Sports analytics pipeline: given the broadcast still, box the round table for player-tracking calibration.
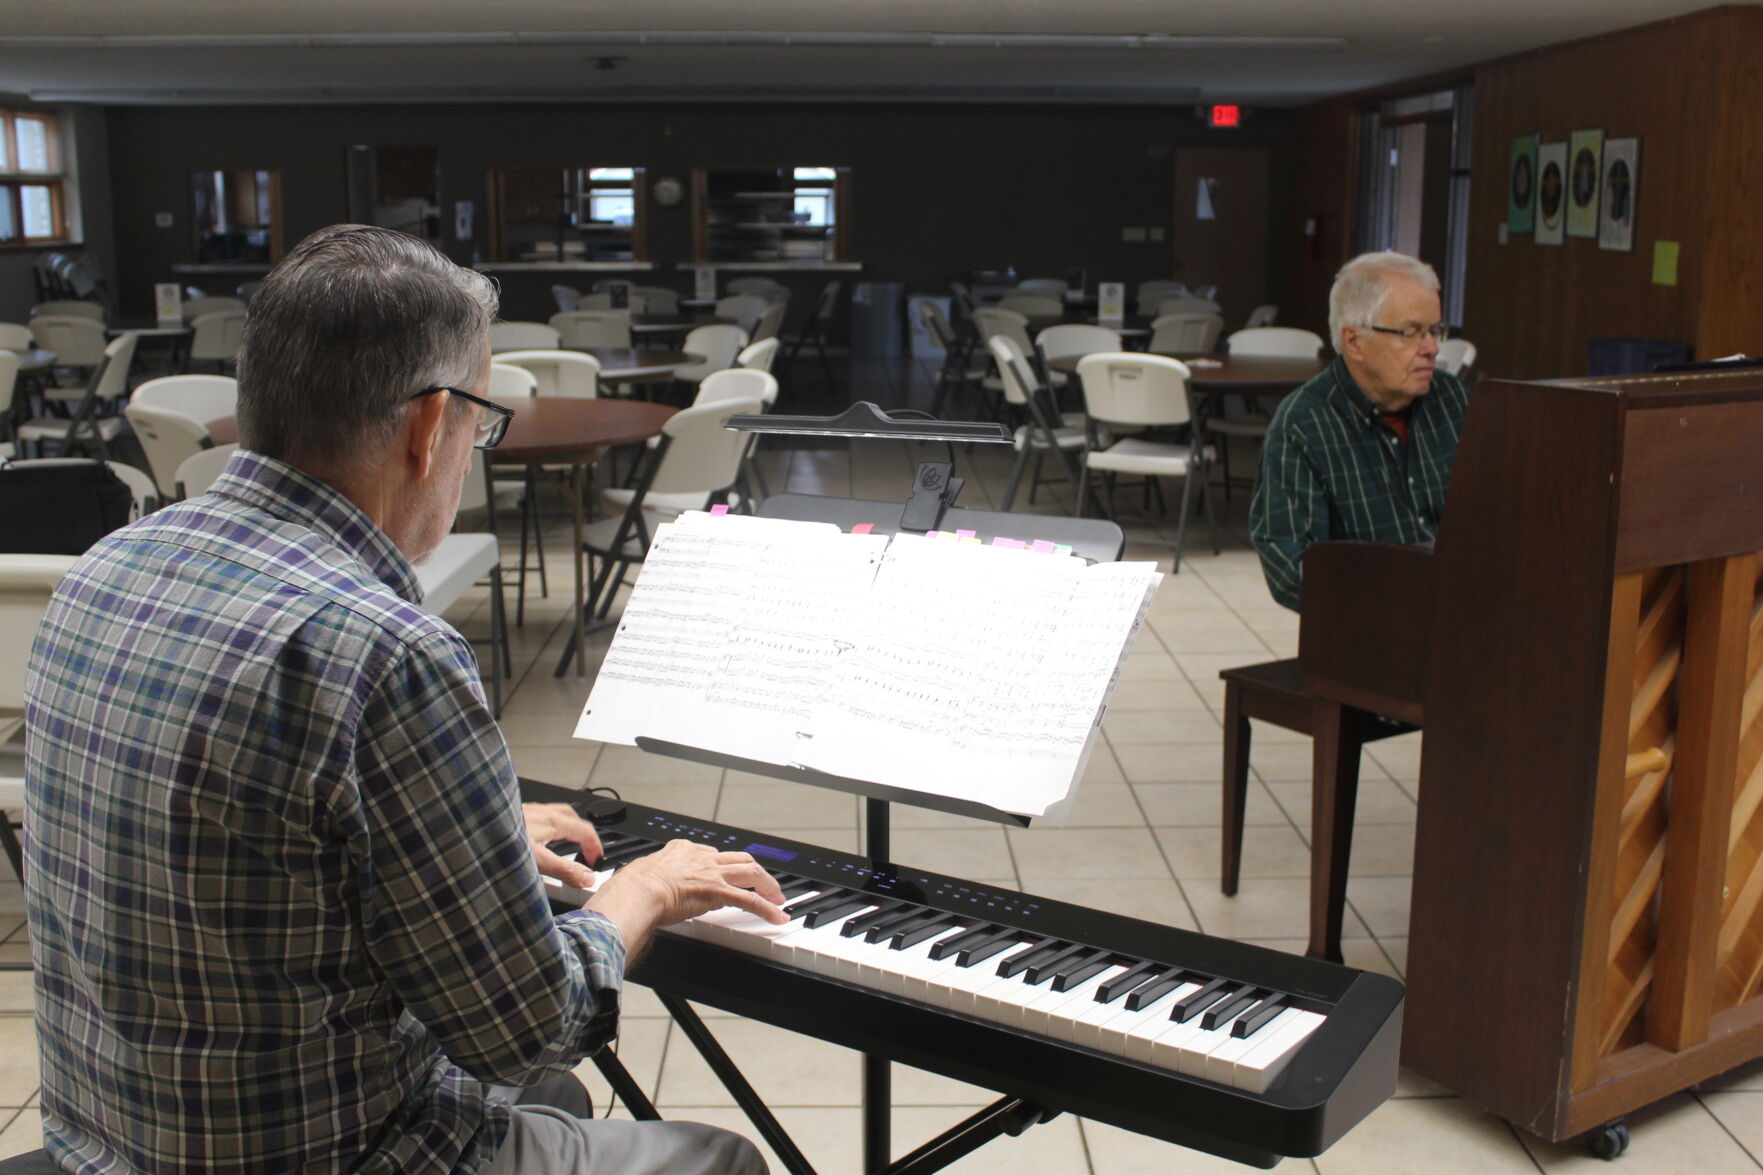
[14,348,57,373]
[629,314,735,337]
[210,397,678,679]
[577,347,704,384]
[1048,351,1325,392]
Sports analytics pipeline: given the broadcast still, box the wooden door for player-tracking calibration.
[1172,148,1270,329]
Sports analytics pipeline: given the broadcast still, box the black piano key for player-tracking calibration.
[597,843,653,869]
[1125,969,1193,1012]
[778,878,820,901]
[960,933,1030,968]
[1024,943,1091,985]
[1201,986,1264,1031]
[1050,951,1116,993]
[783,889,851,917]
[839,901,911,938]
[1231,995,1289,1039]
[1095,959,1163,1003]
[943,926,1012,964]
[1170,977,1233,1024]
[865,906,939,944]
[892,914,963,951]
[803,895,878,929]
[997,937,1066,979]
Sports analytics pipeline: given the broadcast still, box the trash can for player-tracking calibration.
[1587,338,1692,376]
[906,294,950,358]
[850,281,906,357]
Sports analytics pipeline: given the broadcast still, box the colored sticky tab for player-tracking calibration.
[962,536,981,544]
[1032,540,1056,554]
[955,529,977,539]
[989,536,1014,547]
[1054,544,1073,555]
[709,504,730,516]
[852,523,874,535]
[1653,241,1680,286]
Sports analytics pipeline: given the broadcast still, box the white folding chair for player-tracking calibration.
[489,321,561,353]
[549,311,633,350]
[30,301,104,322]
[123,403,211,499]
[989,336,1086,511]
[1156,297,1224,318]
[106,460,160,517]
[715,294,769,337]
[783,281,841,392]
[749,302,787,344]
[488,363,540,399]
[182,296,246,322]
[1209,328,1325,499]
[0,325,32,352]
[1436,338,1477,375]
[674,324,749,387]
[0,553,81,876]
[130,374,238,425]
[1073,351,1217,571]
[1148,313,1225,354]
[493,350,601,398]
[997,293,1063,318]
[173,442,238,498]
[581,395,766,618]
[188,311,247,372]
[1036,324,1121,368]
[29,315,107,399]
[17,332,137,459]
[551,285,582,312]
[580,291,651,313]
[1013,278,1068,297]
[634,286,681,315]
[413,499,511,718]
[735,338,780,374]
[1243,304,1280,330]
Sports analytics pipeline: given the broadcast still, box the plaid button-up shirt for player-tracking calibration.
[24,450,623,1174]
[1248,357,1469,611]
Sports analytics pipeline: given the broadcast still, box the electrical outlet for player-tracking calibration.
[154,212,173,228]
[1149,227,1166,242]
[1123,227,1147,243]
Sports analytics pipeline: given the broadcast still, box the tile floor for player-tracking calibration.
[2,356,1761,1172]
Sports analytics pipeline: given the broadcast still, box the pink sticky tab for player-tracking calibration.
[1004,538,1028,550]
[989,536,1012,547]
[1032,540,1056,554]
[955,529,977,539]
[851,523,874,535]
[709,504,730,516]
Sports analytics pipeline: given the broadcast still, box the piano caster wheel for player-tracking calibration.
[1585,1118,1630,1160]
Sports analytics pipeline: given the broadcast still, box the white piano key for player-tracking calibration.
[1021,965,1130,1039]
[1235,1010,1326,1093]
[1203,1008,1297,1086]
[1101,981,1202,1061]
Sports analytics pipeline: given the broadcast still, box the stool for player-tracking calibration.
[0,1151,57,1173]
[1220,658,1417,963]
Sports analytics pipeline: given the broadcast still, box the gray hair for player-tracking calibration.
[1327,251,1440,353]
[236,225,498,470]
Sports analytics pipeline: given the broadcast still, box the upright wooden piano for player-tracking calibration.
[1299,366,1763,1146]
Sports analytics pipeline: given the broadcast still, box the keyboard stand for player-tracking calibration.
[588,485,1127,1173]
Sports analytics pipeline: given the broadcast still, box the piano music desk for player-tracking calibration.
[1220,658,1417,963]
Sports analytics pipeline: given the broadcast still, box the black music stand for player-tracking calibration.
[589,415,1131,1175]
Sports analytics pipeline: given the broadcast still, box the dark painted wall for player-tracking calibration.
[101,101,1293,324]
[0,99,114,324]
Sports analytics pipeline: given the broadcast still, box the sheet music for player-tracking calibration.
[574,513,847,743]
[576,513,1162,818]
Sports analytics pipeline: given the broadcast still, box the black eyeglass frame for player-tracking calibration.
[408,385,516,449]
[1360,322,1452,345]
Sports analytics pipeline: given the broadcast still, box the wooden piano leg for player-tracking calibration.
[1307,700,1364,964]
[1221,678,1251,896]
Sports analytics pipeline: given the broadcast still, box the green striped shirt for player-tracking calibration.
[1248,357,1469,611]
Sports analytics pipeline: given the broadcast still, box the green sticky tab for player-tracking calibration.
[1652,241,1679,286]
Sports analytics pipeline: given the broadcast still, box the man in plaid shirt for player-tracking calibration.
[1248,252,1470,611]
[23,226,784,1174]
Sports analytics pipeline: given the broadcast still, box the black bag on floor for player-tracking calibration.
[0,460,133,555]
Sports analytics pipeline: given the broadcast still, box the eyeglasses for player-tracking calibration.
[408,385,516,449]
[1361,322,1451,345]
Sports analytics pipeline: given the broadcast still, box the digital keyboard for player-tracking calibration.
[528,782,1403,1168]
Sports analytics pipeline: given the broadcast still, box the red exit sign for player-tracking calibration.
[1209,104,1243,128]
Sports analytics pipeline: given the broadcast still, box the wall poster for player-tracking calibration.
[1567,129,1604,239]
[1599,138,1639,252]
[1536,142,1567,246]
[1507,134,1538,233]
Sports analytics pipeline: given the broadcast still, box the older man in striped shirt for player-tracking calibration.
[1248,252,1471,611]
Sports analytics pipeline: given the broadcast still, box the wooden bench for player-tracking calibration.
[1219,658,1417,962]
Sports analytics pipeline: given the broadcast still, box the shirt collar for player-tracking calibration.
[1329,356,1387,422]
[207,449,423,604]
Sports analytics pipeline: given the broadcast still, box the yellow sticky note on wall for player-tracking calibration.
[1652,241,1680,286]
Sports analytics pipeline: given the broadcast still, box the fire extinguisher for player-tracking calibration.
[1304,216,1320,261]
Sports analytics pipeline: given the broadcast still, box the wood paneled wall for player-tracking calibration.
[1282,97,1360,344]
[1463,7,1763,379]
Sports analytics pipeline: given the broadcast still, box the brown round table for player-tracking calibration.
[211,397,678,678]
[1048,351,1325,391]
[577,347,705,384]
[491,397,675,677]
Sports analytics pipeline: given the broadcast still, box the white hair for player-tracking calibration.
[1327,252,1441,353]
